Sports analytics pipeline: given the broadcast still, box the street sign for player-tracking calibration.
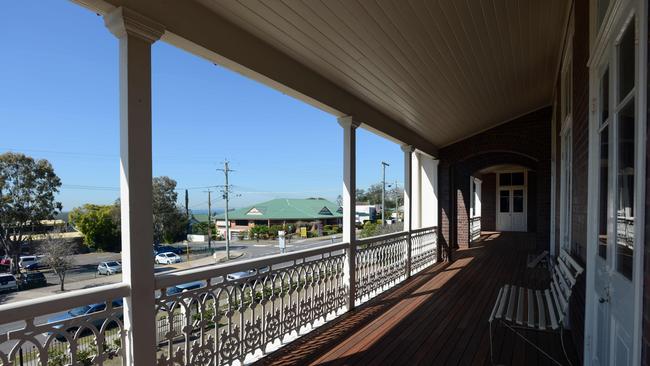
[300,227,307,238]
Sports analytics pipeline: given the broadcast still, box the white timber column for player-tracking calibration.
[411,152,422,229]
[339,116,359,310]
[420,155,438,227]
[402,145,413,277]
[105,7,163,365]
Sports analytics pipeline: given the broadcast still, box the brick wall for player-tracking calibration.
[438,107,552,250]
[621,3,650,364]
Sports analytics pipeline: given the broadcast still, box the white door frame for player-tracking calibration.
[495,170,528,232]
[585,0,647,364]
[559,123,573,252]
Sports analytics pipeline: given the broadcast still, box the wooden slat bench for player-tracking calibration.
[488,249,584,365]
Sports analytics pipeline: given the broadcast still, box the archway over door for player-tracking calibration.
[449,151,546,249]
[476,164,533,233]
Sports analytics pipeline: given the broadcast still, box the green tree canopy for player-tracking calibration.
[152,176,188,244]
[69,203,121,251]
[0,153,62,272]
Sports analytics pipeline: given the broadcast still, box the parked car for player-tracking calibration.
[0,274,18,293]
[166,281,205,296]
[47,299,123,338]
[156,245,183,255]
[227,266,270,284]
[19,272,47,289]
[155,252,182,265]
[97,261,122,275]
[19,256,40,269]
[163,281,207,307]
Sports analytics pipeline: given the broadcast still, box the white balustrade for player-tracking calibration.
[153,242,348,366]
[0,283,129,366]
[470,216,481,242]
[410,227,438,275]
[0,227,438,365]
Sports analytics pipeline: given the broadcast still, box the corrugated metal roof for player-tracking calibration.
[215,198,342,220]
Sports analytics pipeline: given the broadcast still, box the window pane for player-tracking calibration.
[616,101,635,279]
[499,173,511,186]
[500,190,509,213]
[598,126,609,259]
[601,68,609,124]
[512,189,524,213]
[511,172,524,185]
[618,18,635,101]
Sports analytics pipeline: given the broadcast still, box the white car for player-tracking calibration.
[19,256,40,269]
[0,273,18,293]
[97,261,122,275]
[155,252,182,265]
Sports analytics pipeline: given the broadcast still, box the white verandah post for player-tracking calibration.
[105,7,163,365]
[339,116,359,310]
[402,145,413,278]
[411,152,422,230]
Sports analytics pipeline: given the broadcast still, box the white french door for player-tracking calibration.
[586,1,646,364]
[496,171,527,232]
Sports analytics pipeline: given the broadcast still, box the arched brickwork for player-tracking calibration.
[438,107,552,255]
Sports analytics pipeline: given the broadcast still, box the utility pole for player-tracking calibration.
[381,161,390,225]
[184,189,189,217]
[204,190,212,250]
[218,160,235,260]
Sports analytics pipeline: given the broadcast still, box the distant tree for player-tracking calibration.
[69,204,120,251]
[38,231,74,291]
[0,153,62,273]
[152,176,188,244]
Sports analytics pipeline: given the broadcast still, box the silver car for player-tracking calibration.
[0,273,18,293]
[97,261,122,275]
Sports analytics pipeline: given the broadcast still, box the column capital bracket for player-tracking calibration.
[400,144,414,153]
[337,116,361,129]
[105,7,164,43]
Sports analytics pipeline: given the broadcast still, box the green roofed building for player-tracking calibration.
[214,198,342,236]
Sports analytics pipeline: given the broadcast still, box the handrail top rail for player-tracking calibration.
[0,282,130,326]
[356,230,409,244]
[410,225,438,234]
[155,241,348,289]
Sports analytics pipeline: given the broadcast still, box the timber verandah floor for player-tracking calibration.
[255,232,580,366]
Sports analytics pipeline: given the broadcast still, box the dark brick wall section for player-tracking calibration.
[438,107,552,250]
[481,173,496,231]
[568,0,589,359]
[571,0,590,263]
[641,10,650,366]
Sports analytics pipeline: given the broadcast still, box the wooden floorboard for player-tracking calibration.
[254,232,579,366]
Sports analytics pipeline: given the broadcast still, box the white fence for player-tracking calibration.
[0,226,438,366]
[470,216,481,242]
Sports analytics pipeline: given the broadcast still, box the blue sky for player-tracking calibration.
[0,1,404,212]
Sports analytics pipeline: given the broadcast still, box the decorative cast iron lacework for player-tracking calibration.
[0,227,438,366]
[154,244,347,366]
[0,298,125,366]
[410,227,438,275]
[355,232,409,304]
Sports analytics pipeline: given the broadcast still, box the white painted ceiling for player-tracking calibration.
[199,0,570,148]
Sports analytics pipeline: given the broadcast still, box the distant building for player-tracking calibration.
[355,204,379,224]
[215,198,343,237]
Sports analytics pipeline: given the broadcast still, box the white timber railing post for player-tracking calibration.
[339,116,359,310]
[105,7,163,365]
[402,145,413,278]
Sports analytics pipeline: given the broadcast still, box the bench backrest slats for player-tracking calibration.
[548,251,584,326]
